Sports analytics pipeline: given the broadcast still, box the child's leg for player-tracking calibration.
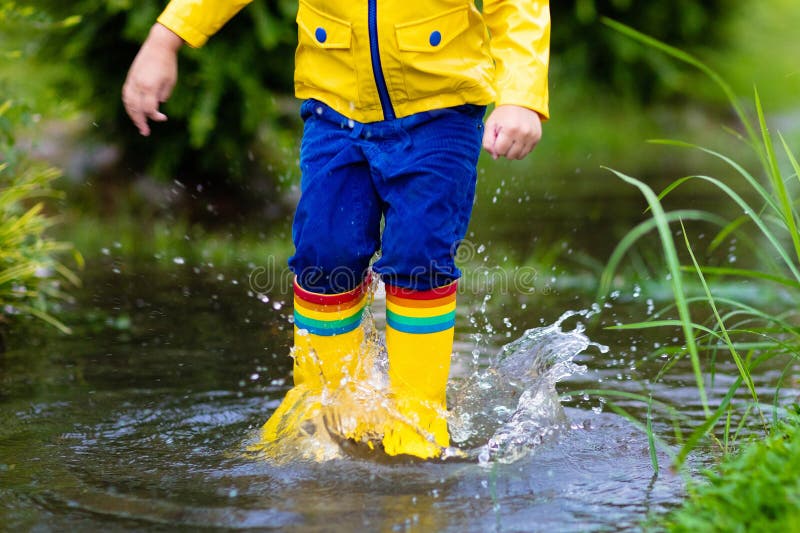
[261,101,382,443]
[260,277,371,444]
[289,100,382,295]
[383,282,457,457]
[370,105,485,457]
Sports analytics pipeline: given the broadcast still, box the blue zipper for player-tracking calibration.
[367,0,395,120]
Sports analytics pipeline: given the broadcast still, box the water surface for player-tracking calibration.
[1,262,791,531]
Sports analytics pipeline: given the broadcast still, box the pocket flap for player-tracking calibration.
[297,0,351,49]
[395,6,469,52]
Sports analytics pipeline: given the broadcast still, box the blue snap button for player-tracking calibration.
[429,30,442,46]
[315,27,327,43]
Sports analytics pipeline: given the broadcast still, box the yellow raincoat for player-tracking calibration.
[158,0,549,124]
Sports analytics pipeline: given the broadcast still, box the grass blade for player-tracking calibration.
[754,90,800,266]
[601,18,760,151]
[680,222,760,414]
[647,395,659,474]
[597,210,727,301]
[648,139,778,215]
[675,377,742,467]
[679,266,800,291]
[604,167,709,415]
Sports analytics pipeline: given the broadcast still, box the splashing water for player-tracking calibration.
[450,310,608,464]
[248,307,607,465]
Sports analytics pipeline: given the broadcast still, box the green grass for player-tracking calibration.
[661,406,800,532]
[0,137,80,333]
[594,21,800,475]
[562,22,800,530]
[0,7,84,335]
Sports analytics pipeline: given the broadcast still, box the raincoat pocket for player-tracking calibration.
[394,6,478,100]
[295,0,359,106]
[395,6,469,52]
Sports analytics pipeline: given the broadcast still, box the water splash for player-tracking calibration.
[248,308,607,465]
[450,310,608,464]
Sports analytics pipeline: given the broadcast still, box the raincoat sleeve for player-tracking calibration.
[482,0,550,119]
[157,0,254,48]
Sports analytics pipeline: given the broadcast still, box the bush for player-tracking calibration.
[554,0,734,102]
[0,101,80,336]
[0,6,80,337]
[36,0,299,192]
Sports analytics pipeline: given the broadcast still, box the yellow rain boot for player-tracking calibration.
[382,281,457,459]
[258,277,370,448]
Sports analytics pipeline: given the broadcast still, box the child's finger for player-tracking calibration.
[149,109,168,122]
[481,121,498,158]
[505,141,524,160]
[128,102,151,136]
[122,88,147,136]
[491,129,515,159]
[141,92,168,125]
[140,92,159,118]
[506,138,535,160]
[157,80,175,104]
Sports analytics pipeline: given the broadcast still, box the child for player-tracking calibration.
[123,0,549,459]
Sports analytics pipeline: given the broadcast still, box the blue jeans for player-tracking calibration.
[289,99,485,294]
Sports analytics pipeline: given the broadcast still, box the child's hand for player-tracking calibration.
[122,24,183,136]
[482,105,543,160]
